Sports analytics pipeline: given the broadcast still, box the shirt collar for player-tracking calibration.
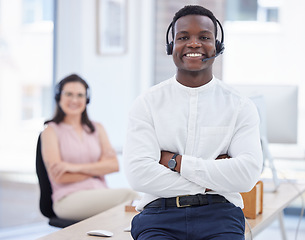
[171,75,217,93]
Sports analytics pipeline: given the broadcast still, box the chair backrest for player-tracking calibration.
[35,133,56,218]
[35,133,79,228]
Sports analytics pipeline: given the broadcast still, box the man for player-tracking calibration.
[124,5,263,240]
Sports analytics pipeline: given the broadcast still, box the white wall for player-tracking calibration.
[56,0,155,151]
[223,0,305,148]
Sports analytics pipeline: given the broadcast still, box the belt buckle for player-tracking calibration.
[176,195,191,208]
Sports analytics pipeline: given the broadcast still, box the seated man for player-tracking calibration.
[124,5,263,240]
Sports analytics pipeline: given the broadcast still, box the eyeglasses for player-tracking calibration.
[61,91,86,100]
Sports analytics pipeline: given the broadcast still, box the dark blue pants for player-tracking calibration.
[131,201,245,240]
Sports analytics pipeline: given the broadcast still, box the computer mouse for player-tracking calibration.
[86,229,114,237]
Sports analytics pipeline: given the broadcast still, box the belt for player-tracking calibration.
[144,194,228,209]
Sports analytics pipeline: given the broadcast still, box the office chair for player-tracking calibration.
[35,134,78,228]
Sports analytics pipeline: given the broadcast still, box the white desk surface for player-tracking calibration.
[245,181,305,239]
[38,182,305,240]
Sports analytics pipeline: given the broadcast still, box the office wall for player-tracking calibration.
[223,0,305,146]
[56,0,155,150]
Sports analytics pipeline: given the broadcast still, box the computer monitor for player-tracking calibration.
[230,84,298,191]
[231,84,298,144]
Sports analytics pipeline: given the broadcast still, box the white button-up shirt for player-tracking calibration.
[124,76,263,211]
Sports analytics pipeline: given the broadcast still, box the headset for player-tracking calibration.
[54,80,91,104]
[165,18,225,60]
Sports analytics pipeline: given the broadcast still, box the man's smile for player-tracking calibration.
[184,53,204,58]
[184,52,204,58]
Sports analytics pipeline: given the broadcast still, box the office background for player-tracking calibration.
[0,0,304,237]
[0,0,304,173]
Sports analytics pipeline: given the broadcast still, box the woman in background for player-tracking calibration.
[41,74,138,221]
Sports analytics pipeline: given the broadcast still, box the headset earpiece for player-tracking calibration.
[215,39,225,55]
[165,22,173,55]
[86,92,90,104]
[54,83,61,102]
[215,19,225,55]
[166,41,173,55]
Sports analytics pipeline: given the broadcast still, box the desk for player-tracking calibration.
[38,182,305,240]
[245,181,305,239]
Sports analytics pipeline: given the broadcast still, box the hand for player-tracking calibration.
[49,162,79,179]
[159,151,182,172]
[216,154,231,159]
[159,151,173,167]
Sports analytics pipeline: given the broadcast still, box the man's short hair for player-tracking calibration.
[171,5,218,39]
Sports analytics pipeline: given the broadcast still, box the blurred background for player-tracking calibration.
[0,0,304,239]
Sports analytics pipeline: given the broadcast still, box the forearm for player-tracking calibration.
[158,120,262,193]
[69,159,119,177]
[49,156,119,183]
[125,157,202,197]
[180,128,262,193]
[52,172,92,184]
[181,153,262,193]
[160,152,230,173]
[125,147,202,197]
[159,152,229,192]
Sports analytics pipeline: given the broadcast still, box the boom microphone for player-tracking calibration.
[202,52,222,62]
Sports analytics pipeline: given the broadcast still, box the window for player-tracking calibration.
[226,0,281,22]
[22,0,53,24]
[0,0,54,173]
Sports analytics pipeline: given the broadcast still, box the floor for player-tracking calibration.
[0,222,58,240]
[0,179,43,228]
[0,176,58,240]
[0,157,304,240]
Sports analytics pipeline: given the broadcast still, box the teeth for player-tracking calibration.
[186,53,203,57]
